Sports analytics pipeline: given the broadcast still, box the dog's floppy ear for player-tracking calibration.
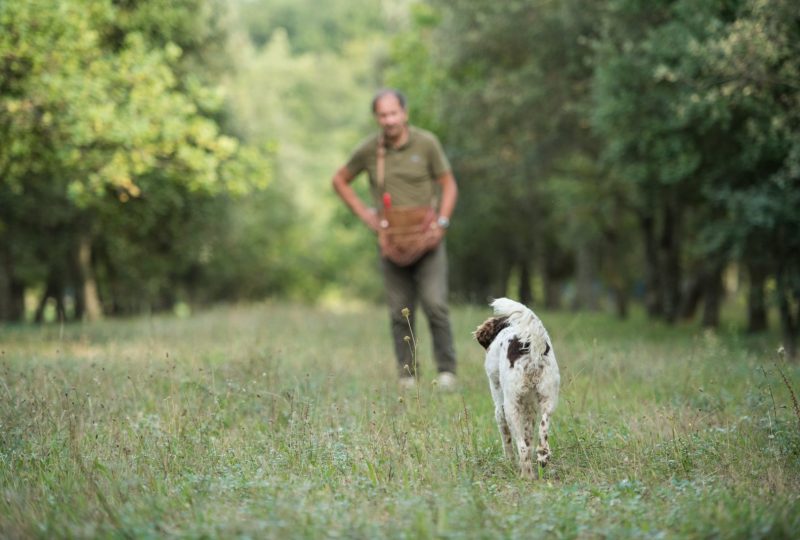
[473,316,509,349]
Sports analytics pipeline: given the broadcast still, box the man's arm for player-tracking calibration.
[436,171,458,225]
[331,165,381,232]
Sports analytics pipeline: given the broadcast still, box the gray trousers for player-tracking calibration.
[381,242,456,377]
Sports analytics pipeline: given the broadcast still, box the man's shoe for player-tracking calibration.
[435,371,457,391]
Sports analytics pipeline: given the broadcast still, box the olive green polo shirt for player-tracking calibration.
[345,126,451,208]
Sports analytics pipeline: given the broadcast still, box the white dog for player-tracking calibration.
[474,298,560,478]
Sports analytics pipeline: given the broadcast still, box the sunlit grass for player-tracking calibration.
[1,302,799,538]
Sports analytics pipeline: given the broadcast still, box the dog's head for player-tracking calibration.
[473,316,509,350]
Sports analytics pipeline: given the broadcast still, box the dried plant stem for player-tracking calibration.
[776,362,800,431]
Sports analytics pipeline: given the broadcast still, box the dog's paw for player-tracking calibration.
[520,463,535,479]
[536,447,550,467]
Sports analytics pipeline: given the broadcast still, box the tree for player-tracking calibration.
[0,0,270,321]
[694,0,800,356]
[591,0,766,326]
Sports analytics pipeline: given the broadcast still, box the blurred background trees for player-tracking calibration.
[1,0,798,355]
[385,0,799,356]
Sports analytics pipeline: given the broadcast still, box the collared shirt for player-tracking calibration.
[345,126,451,208]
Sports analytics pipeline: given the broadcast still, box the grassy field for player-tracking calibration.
[1,301,799,539]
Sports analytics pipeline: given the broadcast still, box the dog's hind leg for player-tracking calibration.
[536,397,556,467]
[488,378,514,460]
[495,406,514,462]
[505,396,535,479]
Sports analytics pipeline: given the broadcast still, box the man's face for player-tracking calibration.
[374,94,408,139]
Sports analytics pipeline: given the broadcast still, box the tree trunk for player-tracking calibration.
[573,242,599,311]
[0,249,11,321]
[613,286,629,319]
[776,267,798,361]
[0,246,25,322]
[543,276,561,310]
[77,235,103,321]
[542,240,571,311]
[660,200,681,324]
[701,266,724,328]
[679,270,704,320]
[641,213,663,318]
[10,280,24,321]
[518,259,533,306]
[34,277,66,323]
[600,225,629,319]
[543,255,562,310]
[746,261,769,333]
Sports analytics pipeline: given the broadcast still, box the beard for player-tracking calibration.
[383,123,406,141]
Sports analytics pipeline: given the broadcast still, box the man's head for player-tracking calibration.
[372,88,408,142]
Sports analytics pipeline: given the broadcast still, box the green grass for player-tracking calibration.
[1,302,799,539]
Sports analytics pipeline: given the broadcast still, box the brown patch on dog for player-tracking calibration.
[507,337,530,367]
[516,394,527,409]
[474,316,509,349]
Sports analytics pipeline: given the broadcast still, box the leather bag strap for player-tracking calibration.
[376,133,386,193]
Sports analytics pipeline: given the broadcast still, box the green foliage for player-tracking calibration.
[1,303,798,536]
[0,0,272,318]
[699,0,800,329]
[383,3,446,134]
[220,4,390,303]
[232,0,386,54]
[0,0,258,203]
[592,0,800,344]
[3,0,799,343]
[378,0,799,339]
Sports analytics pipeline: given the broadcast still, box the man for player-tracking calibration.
[331,89,458,389]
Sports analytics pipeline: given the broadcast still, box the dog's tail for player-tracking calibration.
[490,297,544,347]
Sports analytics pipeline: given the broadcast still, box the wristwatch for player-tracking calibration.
[436,216,450,229]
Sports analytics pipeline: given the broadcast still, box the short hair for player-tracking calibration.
[371,88,407,113]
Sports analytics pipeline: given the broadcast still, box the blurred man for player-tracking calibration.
[331,89,458,389]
